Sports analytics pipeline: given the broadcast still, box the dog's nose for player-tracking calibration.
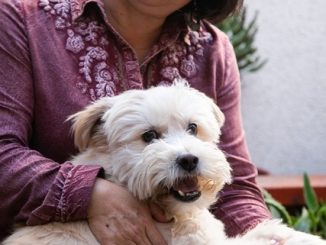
[176,154,199,172]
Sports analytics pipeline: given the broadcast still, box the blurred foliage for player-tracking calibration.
[216,7,267,73]
[263,173,326,239]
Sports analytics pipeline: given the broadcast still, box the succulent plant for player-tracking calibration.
[216,7,267,73]
[263,173,326,239]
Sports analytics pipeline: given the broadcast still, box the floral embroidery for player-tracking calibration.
[55,17,68,29]
[180,55,197,78]
[39,0,70,16]
[159,27,212,83]
[66,29,84,53]
[39,0,117,100]
[94,62,117,98]
[160,67,181,81]
[39,0,213,96]
[79,47,108,82]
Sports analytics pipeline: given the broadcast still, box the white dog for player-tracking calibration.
[4,81,325,245]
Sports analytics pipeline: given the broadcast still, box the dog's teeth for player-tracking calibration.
[186,192,192,196]
[178,190,185,196]
[186,191,198,197]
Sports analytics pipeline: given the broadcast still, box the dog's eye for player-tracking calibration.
[142,130,159,143]
[187,123,198,135]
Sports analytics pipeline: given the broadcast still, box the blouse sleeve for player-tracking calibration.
[211,35,272,237]
[0,0,102,238]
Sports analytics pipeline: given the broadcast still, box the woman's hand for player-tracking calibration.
[88,178,167,245]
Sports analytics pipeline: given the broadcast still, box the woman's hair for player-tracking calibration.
[181,0,243,23]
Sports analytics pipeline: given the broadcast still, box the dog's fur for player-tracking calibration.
[4,81,325,244]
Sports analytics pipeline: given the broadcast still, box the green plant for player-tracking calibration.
[263,173,326,238]
[216,7,267,73]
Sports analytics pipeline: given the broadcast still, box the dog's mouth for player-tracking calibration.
[170,176,201,202]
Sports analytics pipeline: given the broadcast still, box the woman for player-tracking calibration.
[0,0,271,244]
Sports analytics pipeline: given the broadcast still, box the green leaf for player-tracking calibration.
[215,6,267,73]
[268,206,282,219]
[316,205,326,238]
[317,205,326,217]
[303,173,319,213]
[265,199,293,225]
[262,189,293,225]
[248,59,268,72]
[293,207,312,233]
[320,218,326,238]
[262,175,326,238]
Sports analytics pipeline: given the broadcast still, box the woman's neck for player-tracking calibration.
[104,1,167,63]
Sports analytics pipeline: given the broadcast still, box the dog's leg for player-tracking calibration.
[3,221,98,245]
[240,220,326,245]
[169,209,227,245]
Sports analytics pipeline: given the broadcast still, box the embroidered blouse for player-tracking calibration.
[0,0,271,239]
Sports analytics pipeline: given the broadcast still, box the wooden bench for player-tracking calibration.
[256,175,326,206]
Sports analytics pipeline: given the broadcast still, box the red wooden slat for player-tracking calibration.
[257,175,326,206]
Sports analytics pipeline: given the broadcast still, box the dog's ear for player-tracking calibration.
[210,100,225,128]
[67,97,114,152]
[195,90,225,128]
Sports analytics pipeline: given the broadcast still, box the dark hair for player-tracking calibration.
[181,0,243,23]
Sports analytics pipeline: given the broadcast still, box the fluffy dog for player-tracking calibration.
[4,81,325,244]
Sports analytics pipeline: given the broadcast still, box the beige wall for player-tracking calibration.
[241,0,326,174]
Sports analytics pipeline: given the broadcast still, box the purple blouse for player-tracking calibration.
[0,0,271,240]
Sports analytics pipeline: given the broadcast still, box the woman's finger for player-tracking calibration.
[149,202,171,223]
[145,221,167,245]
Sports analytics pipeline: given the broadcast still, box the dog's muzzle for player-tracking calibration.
[170,176,201,202]
[169,153,201,202]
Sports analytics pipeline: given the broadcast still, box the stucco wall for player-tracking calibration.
[241,0,326,174]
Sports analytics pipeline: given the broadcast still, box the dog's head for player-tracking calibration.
[68,80,231,216]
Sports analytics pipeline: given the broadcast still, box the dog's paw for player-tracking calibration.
[242,220,326,245]
[283,233,326,245]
